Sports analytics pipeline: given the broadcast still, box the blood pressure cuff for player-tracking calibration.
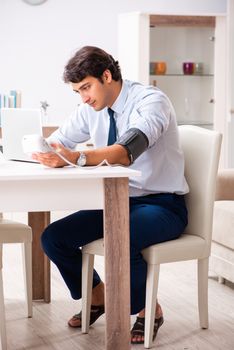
[116,128,149,164]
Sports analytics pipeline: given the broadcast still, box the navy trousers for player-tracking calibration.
[41,193,188,315]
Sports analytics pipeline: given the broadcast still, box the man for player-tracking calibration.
[33,46,189,345]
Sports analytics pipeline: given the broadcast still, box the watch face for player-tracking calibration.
[77,153,86,166]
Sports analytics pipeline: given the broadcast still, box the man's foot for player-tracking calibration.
[68,281,105,328]
[131,315,164,344]
[68,304,105,328]
[131,302,163,344]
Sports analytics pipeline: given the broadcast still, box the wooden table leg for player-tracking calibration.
[104,178,130,350]
[28,212,51,302]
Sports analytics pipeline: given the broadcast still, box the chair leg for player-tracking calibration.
[22,242,32,318]
[0,269,7,350]
[198,257,209,329]
[82,252,94,334]
[144,264,160,349]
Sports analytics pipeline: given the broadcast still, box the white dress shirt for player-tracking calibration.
[49,80,189,197]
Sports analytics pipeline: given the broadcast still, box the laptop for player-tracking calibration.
[1,108,43,162]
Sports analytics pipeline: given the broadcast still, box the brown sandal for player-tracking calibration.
[68,304,105,328]
[131,316,164,344]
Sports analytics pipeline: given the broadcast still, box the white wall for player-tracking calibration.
[0,0,226,125]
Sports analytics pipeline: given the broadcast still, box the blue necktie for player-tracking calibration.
[107,108,117,145]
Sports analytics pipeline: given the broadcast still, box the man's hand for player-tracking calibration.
[32,143,78,168]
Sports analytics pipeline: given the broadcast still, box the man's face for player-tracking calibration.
[71,71,113,111]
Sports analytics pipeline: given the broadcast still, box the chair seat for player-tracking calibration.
[0,219,32,243]
[142,234,208,264]
[82,239,104,255]
[82,235,208,265]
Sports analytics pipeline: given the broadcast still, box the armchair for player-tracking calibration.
[210,169,234,283]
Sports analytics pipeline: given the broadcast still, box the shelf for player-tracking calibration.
[150,15,216,28]
[150,74,214,77]
[177,121,213,126]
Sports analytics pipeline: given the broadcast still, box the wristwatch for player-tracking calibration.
[77,152,87,167]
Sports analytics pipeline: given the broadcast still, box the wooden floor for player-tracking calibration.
[1,213,234,349]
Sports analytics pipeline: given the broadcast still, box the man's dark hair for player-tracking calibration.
[63,46,122,83]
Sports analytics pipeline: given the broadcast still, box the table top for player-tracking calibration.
[0,160,141,181]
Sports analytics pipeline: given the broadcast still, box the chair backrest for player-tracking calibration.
[179,125,222,243]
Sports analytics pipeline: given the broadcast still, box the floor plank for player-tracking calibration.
[1,212,234,349]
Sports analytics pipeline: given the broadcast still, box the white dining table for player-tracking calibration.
[0,160,141,350]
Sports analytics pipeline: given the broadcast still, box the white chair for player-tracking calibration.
[210,169,234,284]
[81,125,222,348]
[0,214,32,350]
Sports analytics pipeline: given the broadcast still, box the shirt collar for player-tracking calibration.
[110,80,128,115]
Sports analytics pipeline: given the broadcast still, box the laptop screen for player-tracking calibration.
[1,108,42,162]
